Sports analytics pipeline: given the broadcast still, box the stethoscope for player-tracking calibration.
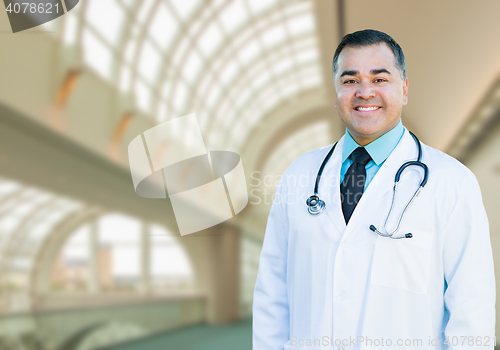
[306,131,428,239]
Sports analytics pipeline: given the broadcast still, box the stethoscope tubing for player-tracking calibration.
[306,131,429,239]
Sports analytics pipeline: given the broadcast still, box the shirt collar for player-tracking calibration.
[342,119,405,166]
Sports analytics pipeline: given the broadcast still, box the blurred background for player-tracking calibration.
[0,0,499,349]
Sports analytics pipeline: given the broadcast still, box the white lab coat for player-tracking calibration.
[252,128,495,350]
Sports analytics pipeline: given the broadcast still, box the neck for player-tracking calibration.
[352,136,375,146]
[348,120,401,146]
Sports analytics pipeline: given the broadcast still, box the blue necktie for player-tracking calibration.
[340,147,372,224]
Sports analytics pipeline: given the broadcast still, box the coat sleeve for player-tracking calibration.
[442,172,496,349]
[252,176,290,350]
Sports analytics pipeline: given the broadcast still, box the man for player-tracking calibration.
[252,30,495,350]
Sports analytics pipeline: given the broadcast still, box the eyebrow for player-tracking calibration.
[340,68,392,77]
[371,68,391,75]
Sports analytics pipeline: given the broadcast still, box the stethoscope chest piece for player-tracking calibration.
[306,195,326,215]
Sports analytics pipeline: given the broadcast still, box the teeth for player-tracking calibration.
[356,106,379,111]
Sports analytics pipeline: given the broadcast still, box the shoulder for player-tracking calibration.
[420,142,478,188]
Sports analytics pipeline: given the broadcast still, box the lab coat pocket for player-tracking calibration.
[370,229,433,294]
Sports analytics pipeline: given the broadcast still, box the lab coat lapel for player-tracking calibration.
[343,129,416,239]
[323,136,347,234]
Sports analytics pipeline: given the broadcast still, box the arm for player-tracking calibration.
[252,177,290,350]
[443,173,496,349]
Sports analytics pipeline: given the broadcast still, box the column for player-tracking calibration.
[87,220,100,294]
[138,222,151,295]
[206,224,241,324]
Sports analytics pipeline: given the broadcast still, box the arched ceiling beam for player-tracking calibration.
[32,206,104,297]
[238,89,336,176]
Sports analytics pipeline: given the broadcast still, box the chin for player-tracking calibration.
[351,121,386,138]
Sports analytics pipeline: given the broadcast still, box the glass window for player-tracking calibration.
[262,121,330,180]
[135,79,152,113]
[63,11,79,45]
[136,0,155,25]
[198,22,223,57]
[171,37,190,67]
[261,24,287,49]
[150,224,193,291]
[69,0,324,137]
[0,179,20,198]
[280,82,300,99]
[204,84,222,110]
[149,3,178,51]
[138,40,162,85]
[98,214,141,288]
[53,224,90,292]
[119,0,137,8]
[124,39,138,64]
[82,29,113,80]
[301,75,322,89]
[183,52,203,84]
[287,14,315,37]
[156,103,167,122]
[169,0,200,21]
[219,1,248,33]
[86,0,125,46]
[247,0,278,15]
[238,40,260,66]
[251,70,273,91]
[219,60,238,86]
[119,66,132,93]
[272,58,294,76]
[295,49,318,64]
[173,81,189,112]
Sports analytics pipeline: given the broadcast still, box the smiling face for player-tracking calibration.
[334,43,408,146]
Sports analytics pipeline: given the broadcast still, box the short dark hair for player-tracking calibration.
[332,29,406,80]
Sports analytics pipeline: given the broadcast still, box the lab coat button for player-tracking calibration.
[343,240,350,247]
[337,293,346,302]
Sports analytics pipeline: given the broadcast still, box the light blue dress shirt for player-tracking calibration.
[340,119,404,191]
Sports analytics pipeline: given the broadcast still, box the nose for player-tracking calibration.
[355,81,376,100]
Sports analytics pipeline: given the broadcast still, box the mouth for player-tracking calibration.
[353,106,382,113]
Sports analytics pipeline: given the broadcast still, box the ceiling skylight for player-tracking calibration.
[63,0,323,151]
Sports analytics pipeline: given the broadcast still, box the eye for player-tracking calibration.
[343,79,357,84]
[374,78,387,83]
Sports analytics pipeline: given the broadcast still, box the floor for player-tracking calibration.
[105,317,252,350]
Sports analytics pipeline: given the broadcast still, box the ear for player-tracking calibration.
[334,100,337,109]
[402,78,409,105]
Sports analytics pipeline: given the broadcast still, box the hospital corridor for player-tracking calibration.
[0,0,499,349]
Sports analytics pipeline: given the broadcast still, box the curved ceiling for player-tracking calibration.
[60,0,325,154]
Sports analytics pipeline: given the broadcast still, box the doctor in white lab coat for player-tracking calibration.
[252,30,495,350]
